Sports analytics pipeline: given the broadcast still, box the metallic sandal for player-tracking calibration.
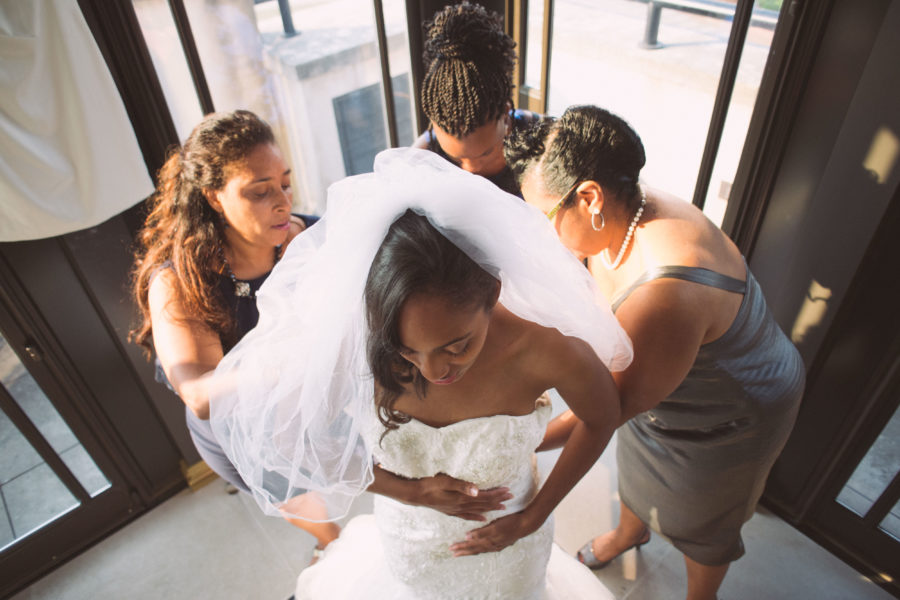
[576,529,651,570]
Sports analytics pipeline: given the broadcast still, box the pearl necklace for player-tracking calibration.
[600,187,646,270]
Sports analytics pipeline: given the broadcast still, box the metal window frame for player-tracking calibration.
[167,0,216,115]
[512,0,553,114]
[374,0,400,147]
[722,0,831,255]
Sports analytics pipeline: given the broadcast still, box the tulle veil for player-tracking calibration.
[208,148,632,522]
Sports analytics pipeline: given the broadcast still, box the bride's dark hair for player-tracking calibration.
[365,210,499,432]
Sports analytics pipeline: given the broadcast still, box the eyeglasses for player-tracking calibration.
[546,181,580,220]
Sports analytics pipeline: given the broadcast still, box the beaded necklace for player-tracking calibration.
[220,245,281,298]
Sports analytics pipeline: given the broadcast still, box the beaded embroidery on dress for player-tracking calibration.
[295,397,615,600]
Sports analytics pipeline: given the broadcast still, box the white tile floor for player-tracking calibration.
[11,395,894,600]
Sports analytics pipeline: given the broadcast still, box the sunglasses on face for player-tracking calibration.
[546,181,580,220]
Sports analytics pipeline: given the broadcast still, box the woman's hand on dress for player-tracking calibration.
[449,510,539,556]
[413,474,512,521]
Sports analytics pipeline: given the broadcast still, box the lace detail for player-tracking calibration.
[296,398,614,600]
[370,400,552,599]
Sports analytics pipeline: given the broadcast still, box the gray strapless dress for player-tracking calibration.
[612,263,804,565]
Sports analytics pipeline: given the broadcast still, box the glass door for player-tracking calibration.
[794,189,900,595]
[518,0,784,226]
[0,286,137,597]
[804,370,900,593]
[0,331,111,546]
[762,178,900,595]
[131,0,416,215]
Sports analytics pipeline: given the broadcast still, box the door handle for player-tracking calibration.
[23,340,43,362]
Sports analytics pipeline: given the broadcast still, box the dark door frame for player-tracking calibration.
[0,1,190,595]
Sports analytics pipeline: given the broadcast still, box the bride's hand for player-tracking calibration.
[449,510,540,556]
[414,474,513,521]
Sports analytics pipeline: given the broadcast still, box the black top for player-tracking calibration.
[216,213,319,352]
[154,214,319,390]
[425,109,540,198]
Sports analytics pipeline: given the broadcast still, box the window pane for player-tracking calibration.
[0,337,79,548]
[701,1,778,226]
[524,0,545,90]
[381,0,418,144]
[879,498,900,541]
[132,0,204,141]
[0,332,119,548]
[836,403,900,517]
[233,0,400,212]
[0,335,110,499]
[334,74,414,175]
[547,0,777,219]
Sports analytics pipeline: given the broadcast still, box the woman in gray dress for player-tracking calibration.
[502,105,805,600]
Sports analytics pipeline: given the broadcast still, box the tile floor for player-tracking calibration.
[10,395,894,600]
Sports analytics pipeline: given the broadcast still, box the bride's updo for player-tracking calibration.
[365,210,499,431]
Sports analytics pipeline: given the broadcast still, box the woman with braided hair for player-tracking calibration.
[413,1,537,196]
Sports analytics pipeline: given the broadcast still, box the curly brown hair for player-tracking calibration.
[130,110,276,355]
[421,1,517,137]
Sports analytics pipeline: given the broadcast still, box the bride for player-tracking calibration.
[209,149,632,599]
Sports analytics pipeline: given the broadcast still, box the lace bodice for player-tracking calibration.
[371,398,552,504]
[368,398,553,599]
[297,396,615,600]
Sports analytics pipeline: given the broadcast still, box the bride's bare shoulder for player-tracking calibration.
[492,305,585,364]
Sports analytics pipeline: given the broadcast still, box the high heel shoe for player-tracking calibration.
[576,529,651,570]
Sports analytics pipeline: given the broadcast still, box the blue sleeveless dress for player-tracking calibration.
[612,263,804,565]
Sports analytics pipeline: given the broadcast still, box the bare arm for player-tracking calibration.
[148,269,224,419]
[451,331,620,555]
[535,409,578,452]
[536,279,713,450]
[367,465,511,522]
[610,279,708,423]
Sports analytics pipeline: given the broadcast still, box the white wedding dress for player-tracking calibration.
[295,398,615,600]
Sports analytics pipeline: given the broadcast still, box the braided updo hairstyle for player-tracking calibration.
[421,1,517,137]
[504,105,646,212]
[130,110,276,354]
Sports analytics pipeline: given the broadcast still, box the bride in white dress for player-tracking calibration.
[209,149,632,599]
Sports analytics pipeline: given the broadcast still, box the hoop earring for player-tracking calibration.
[591,210,605,232]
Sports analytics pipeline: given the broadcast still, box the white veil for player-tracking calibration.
[209,148,632,522]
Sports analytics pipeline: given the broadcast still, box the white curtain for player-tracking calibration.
[0,0,153,241]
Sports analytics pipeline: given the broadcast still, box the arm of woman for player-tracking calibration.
[613,279,708,422]
[367,466,512,522]
[535,279,714,450]
[148,269,224,419]
[451,331,620,556]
